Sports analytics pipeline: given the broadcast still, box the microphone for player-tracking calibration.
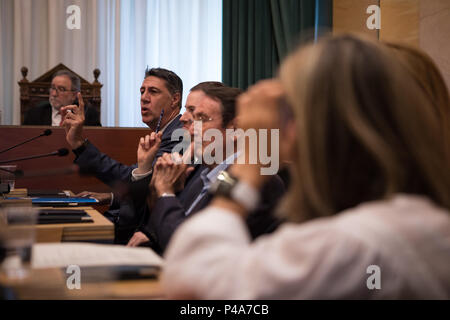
[1,164,78,181]
[0,129,52,154]
[0,148,69,164]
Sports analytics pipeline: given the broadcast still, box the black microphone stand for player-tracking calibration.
[0,129,52,155]
[0,148,69,165]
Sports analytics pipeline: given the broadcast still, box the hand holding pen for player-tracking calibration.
[136,131,162,174]
[135,108,164,174]
[155,109,165,133]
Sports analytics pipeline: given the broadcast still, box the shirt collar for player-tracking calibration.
[52,106,60,114]
[159,114,178,134]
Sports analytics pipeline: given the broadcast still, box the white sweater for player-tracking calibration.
[162,194,450,299]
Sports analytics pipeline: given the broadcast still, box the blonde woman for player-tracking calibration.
[161,35,450,299]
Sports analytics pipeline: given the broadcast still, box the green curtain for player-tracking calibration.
[222,0,277,90]
[222,0,332,90]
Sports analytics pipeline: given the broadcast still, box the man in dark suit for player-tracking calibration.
[127,85,285,254]
[61,68,184,242]
[23,70,101,126]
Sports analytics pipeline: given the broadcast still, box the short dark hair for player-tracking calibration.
[190,81,225,92]
[53,70,80,92]
[202,86,243,127]
[144,67,183,109]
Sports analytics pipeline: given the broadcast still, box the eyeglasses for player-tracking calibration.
[49,86,73,94]
[192,114,214,123]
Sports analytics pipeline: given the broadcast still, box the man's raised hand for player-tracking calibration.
[61,92,86,149]
[136,132,162,174]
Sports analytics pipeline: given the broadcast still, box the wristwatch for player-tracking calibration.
[72,139,89,157]
[209,170,260,212]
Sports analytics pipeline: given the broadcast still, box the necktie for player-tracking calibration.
[185,184,209,216]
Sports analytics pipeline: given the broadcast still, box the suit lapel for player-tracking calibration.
[161,114,182,142]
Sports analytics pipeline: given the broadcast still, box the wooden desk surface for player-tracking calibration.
[1,189,114,243]
[1,189,162,299]
[36,207,114,243]
[1,268,164,300]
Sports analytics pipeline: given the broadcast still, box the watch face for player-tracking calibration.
[218,171,235,184]
[217,171,228,181]
[210,171,235,196]
[210,171,225,194]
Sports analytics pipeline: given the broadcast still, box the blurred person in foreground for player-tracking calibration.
[161,35,450,299]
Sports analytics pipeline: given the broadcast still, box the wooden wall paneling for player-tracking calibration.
[0,126,149,194]
[379,0,419,46]
[419,0,450,91]
[333,0,379,38]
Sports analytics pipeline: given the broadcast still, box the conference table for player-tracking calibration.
[1,188,114,243]
[1,192,163,299]
[1,126,166,299]
[36,206,114,243]
[1,268,164,299]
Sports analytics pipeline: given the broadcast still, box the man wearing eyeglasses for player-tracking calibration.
[23,70,101,126]
[60,67,184,244]
[127,85,285,253]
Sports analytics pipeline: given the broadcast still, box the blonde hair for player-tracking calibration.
[279,34,450,222]
[385,42,450,157]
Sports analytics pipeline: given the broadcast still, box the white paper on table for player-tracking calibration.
[32,242,163,269]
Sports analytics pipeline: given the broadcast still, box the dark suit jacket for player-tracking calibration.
[74,114,183,187]
[139,165,286,255]
[23,101,101,126]
[73,114,184,244]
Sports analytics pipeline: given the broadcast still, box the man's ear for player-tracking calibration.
[171,92,181,109]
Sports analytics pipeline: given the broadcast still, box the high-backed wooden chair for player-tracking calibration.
[18,63,102,124]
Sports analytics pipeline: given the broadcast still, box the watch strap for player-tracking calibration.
[72,139,89,157]
[230,180,260,212]
[212,170,260,212]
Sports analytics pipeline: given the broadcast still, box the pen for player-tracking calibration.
[155,109,164,133]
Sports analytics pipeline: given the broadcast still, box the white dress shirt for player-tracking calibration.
[162,194,450,299]
[51,107,62,126]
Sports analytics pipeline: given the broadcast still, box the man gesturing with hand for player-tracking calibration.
[61,91,86,149]
[61,68,184,244]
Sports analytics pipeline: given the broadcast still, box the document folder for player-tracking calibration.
[37,209,93,224]
[31,197,99,206]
